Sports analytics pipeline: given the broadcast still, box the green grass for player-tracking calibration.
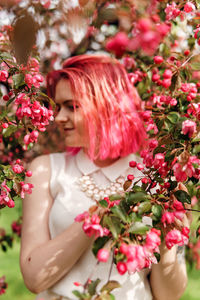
[0,204,200,299]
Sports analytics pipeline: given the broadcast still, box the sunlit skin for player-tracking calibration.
[55,79,119,168]
[55,79,88,149]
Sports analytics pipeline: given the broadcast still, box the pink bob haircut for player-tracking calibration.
[46,54,147,160]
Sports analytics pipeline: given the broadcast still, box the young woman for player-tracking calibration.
[20,55,188,300]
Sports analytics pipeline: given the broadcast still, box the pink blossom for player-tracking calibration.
[136,163,144,171]
[149,139,158,149]
[153,153,165,169]
[140,111,152,122]
[97,249,109,262]
[126,245,146,273]
[12,164,24,174]
[0,70,9,82]
[74,211,89,222]
[173,163,187,182]
[161,211,175,226]
[182,120,197,137]
[172,199,185,211]
[184,2,195,13]
[165,3,181,21]
[146,123,158,134]
[145,228,161,252]
[122,57,136,70]
[106,32,129,57]
[20,182,34,198]
[165,229,188,249]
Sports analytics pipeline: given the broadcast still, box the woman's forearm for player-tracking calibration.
[20,222,91,294]
[150,244,187,300]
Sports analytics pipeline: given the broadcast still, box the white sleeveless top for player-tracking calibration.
[37,150,153,300]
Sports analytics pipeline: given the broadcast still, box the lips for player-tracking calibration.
[64,128,74,131]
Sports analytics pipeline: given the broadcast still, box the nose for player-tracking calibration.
[55,107,69,124]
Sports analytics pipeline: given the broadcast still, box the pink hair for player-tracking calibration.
[47,54,147,160]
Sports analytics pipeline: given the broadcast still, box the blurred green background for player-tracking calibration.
[0,204,200,300]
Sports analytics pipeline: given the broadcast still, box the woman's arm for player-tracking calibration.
[20,155,92,294]
[150,243,187,300]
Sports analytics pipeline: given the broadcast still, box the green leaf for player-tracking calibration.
[128,222,149,234]
[88,279,101,296]
[0,51,14,62]
[109,194,122,201]
[126,192,149,205]
[138,201,152,214]
[6,97,15,107]
[191,62,200,71]
[110,204,127,223]
[0,109,8,120]
[72,290,84,299]
[192,131,200,143]
[193,144,200,155]
[99,200,108,208]
[100,281,121,293]
[109,294,115,300]
[167,112,180,124]
[39,92,56,110]
[92,236,110,256]
[3,125,18,138]
[6,181,13,189]
[196,225,200,238]
[174,190,191,204]
[103,216,121,239]
[151,205,162,219]
[12,73,25,89]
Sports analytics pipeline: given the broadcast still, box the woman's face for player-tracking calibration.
[55,79,89,148]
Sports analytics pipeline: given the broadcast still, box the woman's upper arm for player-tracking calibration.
[20,154,53,268]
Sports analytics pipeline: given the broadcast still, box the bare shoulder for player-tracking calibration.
[28,154,50,171]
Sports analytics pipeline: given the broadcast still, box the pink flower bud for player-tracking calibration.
[129,161,137,168]
[127,174,134,181]
[26,171,32,177]
[3,95,9,101]
[7,199,15,208]
[163,69,172,79]
[141,178,148,184]
[154,56,164,64]
[97,249,109,262]
[117,262,127,275]
[162,79,171,88]
[2,123,8,129]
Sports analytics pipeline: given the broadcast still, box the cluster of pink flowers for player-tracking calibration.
[165,2,195,22]
[180,83,198,102]
[116,228,161,274]
[20,182,34,199]
[151,67,173,89]
[0,181,15,208]
[106,17,170,57]
[172,156,200,182]
[15,93,54,133]
[165,227,190,249]
[129,18,170,56]
[75,212,110,239]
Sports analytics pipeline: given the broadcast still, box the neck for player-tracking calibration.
[83,148,119,167]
